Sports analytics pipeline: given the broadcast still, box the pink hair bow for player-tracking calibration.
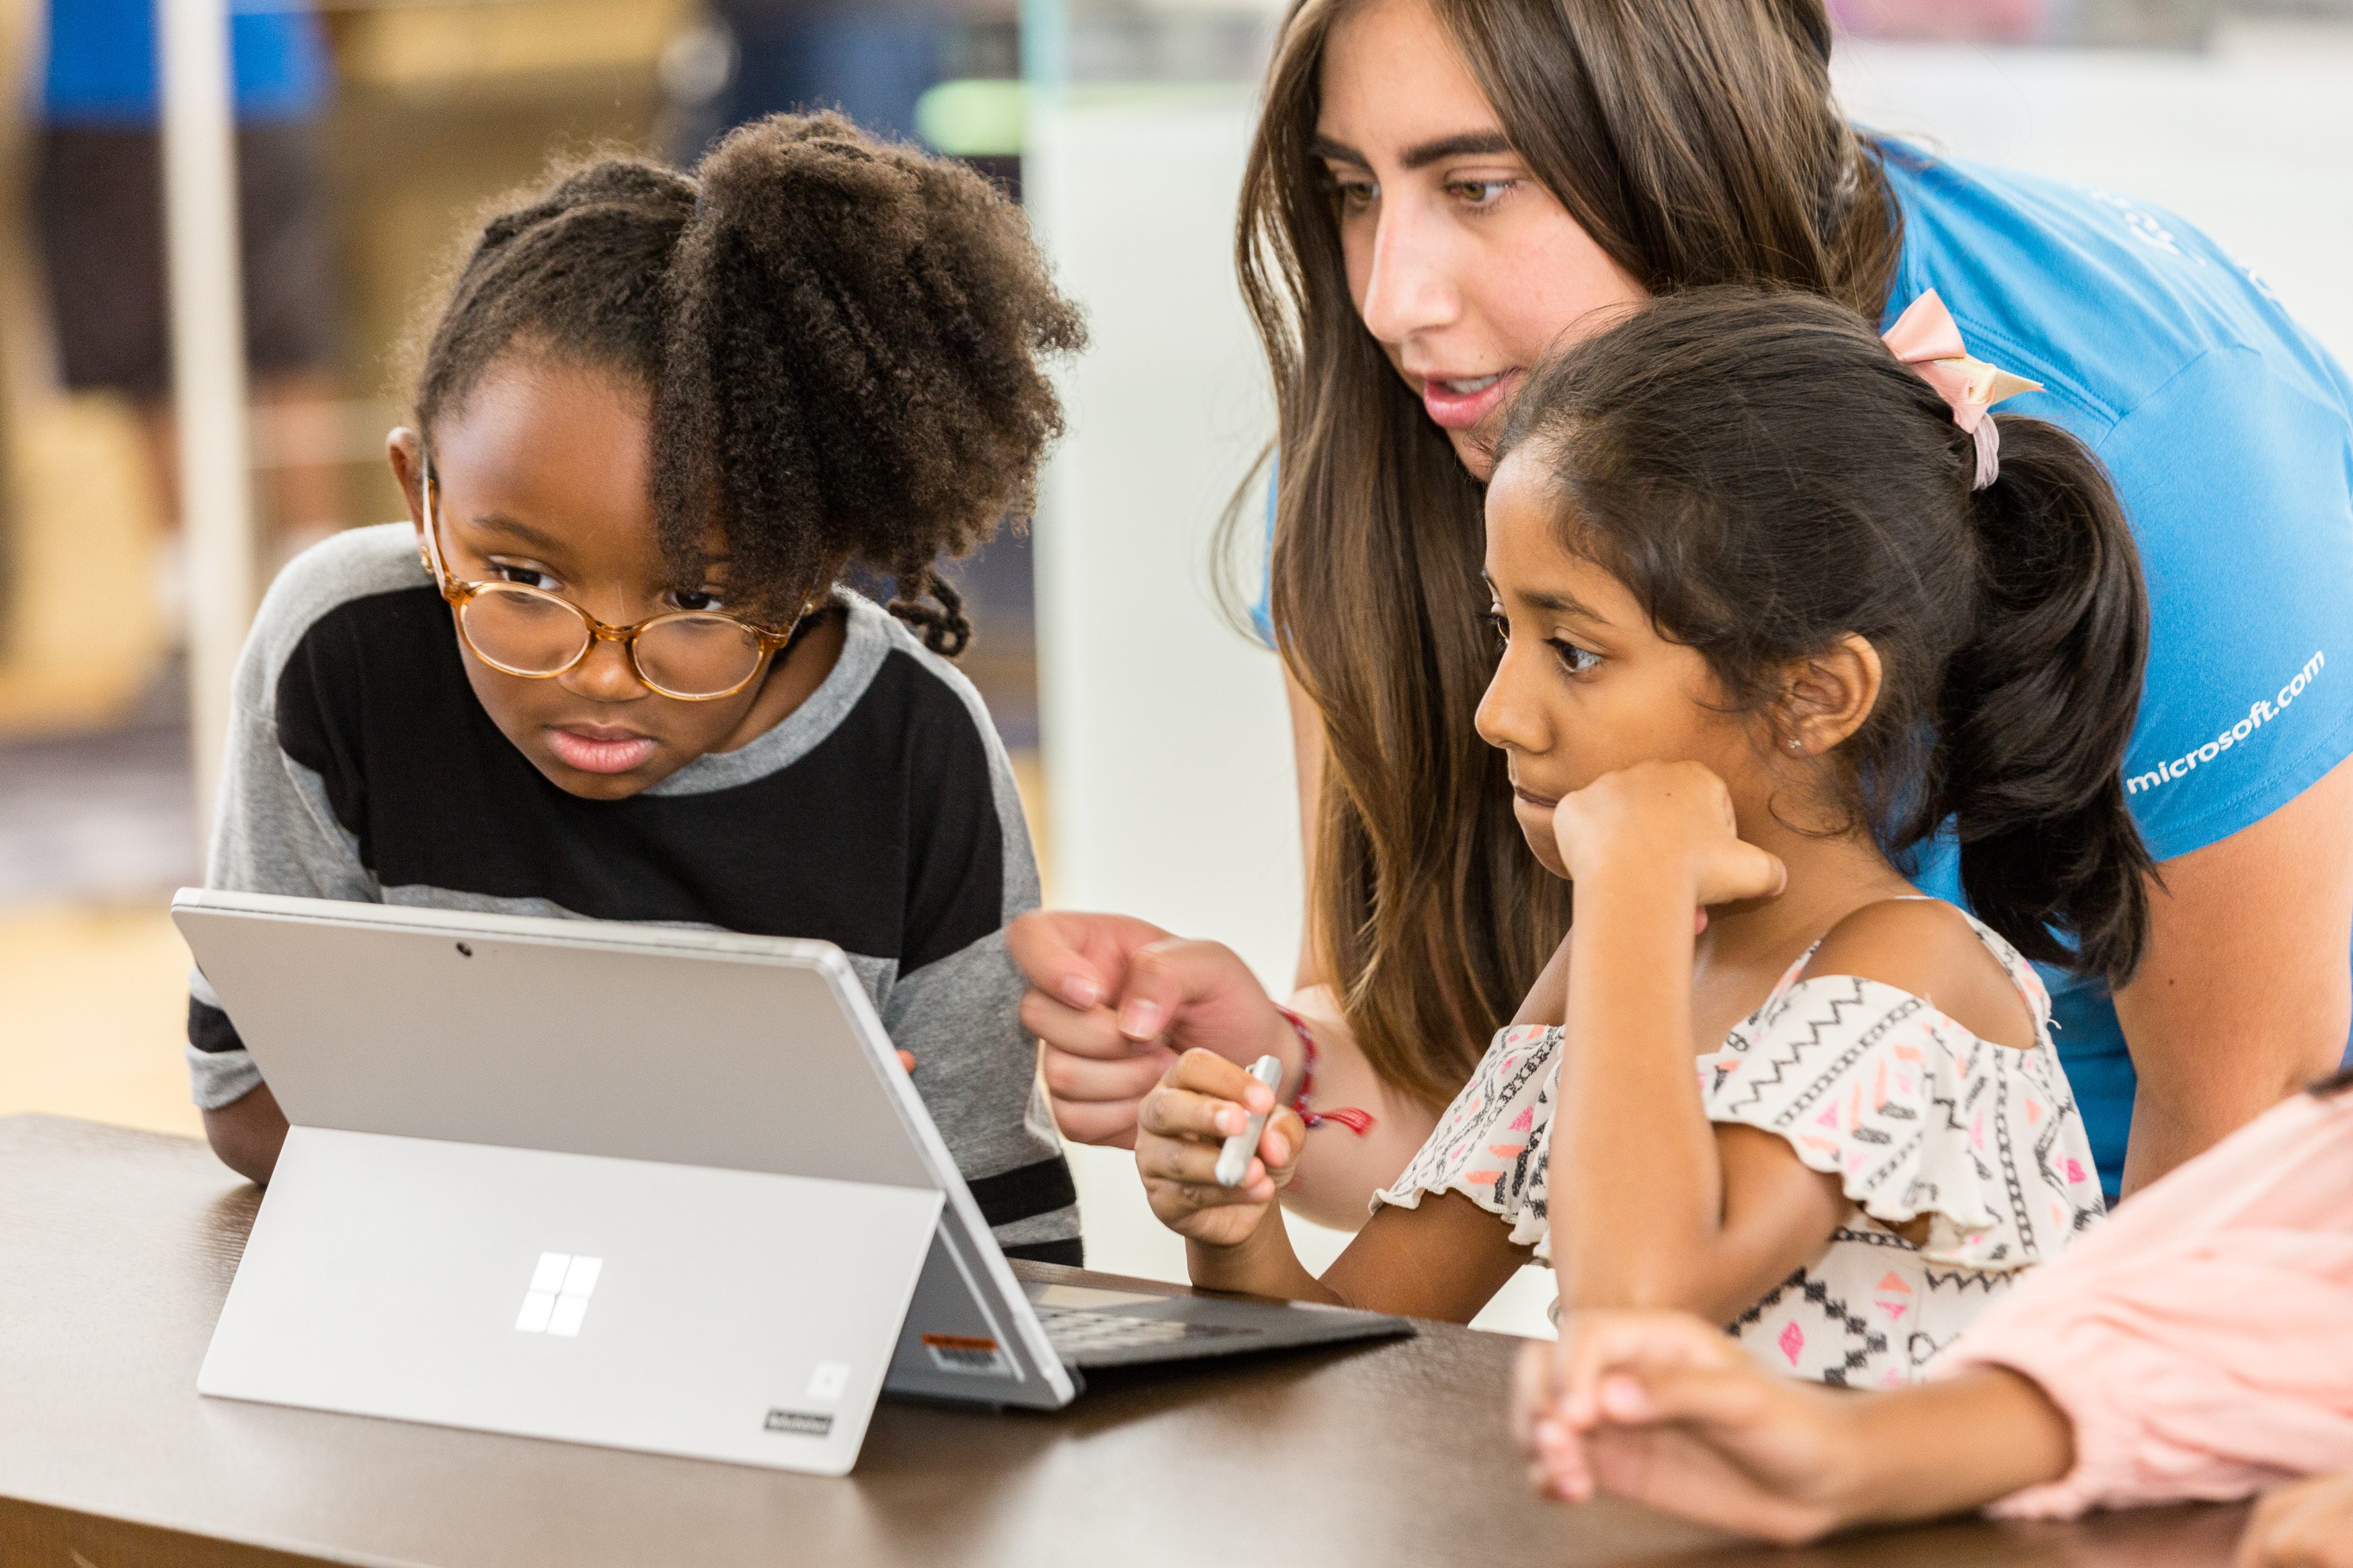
[1882,290,2043,490]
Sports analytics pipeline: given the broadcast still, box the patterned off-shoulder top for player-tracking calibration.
[1372,901,2106,1387]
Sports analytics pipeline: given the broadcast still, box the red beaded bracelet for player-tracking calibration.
[1272,1003,1375,1135]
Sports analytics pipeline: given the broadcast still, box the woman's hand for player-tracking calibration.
[2241,1474,2353,1568]
[1511,1310,1863,1544]
[1008,911,1298,1148]
[1136,1048,1307,1247]
[1550,761,1786,911]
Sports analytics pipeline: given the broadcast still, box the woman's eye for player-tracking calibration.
[488,563,557,591]
[668,589,725,614]
[1450,177,1516,208]
[1548,638,1601,677]
[1485,610,1511,649]
[1331,177,1378,212]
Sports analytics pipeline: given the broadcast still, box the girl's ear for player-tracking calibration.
[1778,634,1882,757]
[387,427,427,534]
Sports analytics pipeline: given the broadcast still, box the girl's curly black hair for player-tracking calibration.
[410,112,1086,655]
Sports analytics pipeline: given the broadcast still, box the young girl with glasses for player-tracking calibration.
[188,114,1091,1263]
[1112,286,2150,1384]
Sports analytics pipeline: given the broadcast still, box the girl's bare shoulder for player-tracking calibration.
[1798,899,2035,1050]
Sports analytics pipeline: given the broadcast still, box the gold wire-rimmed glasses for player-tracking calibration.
[417,459,805,702]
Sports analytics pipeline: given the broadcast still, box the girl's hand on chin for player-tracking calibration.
[1551,761,1787,911]
[1135,1049,1306,1248]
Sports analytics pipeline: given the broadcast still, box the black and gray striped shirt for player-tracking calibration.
[186,524,1080,1261]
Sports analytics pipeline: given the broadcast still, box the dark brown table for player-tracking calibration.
[0,1114,2247,1567]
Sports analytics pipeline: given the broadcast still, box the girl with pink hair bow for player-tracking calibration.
[1116,286,2155,1389]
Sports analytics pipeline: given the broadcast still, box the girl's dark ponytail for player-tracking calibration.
[1909,417,2155,983]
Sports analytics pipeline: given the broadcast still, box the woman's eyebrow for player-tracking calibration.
[1310,131,1517,173]
[1398,132,1513,170]
[1308,134,1371,168]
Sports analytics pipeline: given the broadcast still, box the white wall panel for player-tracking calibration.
[1026,89,1300,988]
[1835,32,2353,358]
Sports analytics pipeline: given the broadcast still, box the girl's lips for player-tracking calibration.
[1419,369,1519,431]
[1513,786,1559,811]
[546,727,658,775]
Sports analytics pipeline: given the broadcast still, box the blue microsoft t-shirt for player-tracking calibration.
[1254,140,2353,1199]
[1877,140,2353,1198]
[38,0,329,126]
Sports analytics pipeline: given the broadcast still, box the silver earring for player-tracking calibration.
[1787,739,1804,753]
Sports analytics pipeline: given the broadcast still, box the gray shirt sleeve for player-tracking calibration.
[877,632,1076,1248]
[186,530,403,1110]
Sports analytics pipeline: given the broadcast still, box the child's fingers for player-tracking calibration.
[1257,1108,1304,1176]
[1166,1047,1279,1115]
[2238,1475,2353,1568]
[1588,1362,1777,1436]
[1140,1132,1254,1190]
[1558,1311,1745,1428]
[895,1050,915,1073]
[1179,1180,1277,1214]
[1692,839,1788,909]
[1511,1337,1564,1449]
[1724,843,1788,903]
[1138,1075,1265,1192]
[1139,1082,1252,1143]
[1529,1415,1595,1503]
[1146,1171,1277,1224]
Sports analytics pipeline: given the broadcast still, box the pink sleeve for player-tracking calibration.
[1932,1093,2353,1519]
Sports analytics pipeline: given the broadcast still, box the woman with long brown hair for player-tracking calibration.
[1010,0,2353,1226]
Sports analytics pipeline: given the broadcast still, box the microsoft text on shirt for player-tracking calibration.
[2127,651,2326,796]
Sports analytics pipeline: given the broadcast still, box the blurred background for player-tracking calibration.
[0,0,2348,1337]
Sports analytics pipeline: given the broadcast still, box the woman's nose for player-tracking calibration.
[1357,200,1460,347]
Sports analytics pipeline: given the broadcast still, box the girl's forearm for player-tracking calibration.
[1833,1369,2076,1530]
[1552,868,1725,1311]
[1185,1208,1343,1305]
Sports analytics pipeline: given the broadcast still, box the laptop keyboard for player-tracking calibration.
[1034,1305,1260,1354]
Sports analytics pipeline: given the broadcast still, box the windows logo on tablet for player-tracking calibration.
[516,1252,602,1336]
